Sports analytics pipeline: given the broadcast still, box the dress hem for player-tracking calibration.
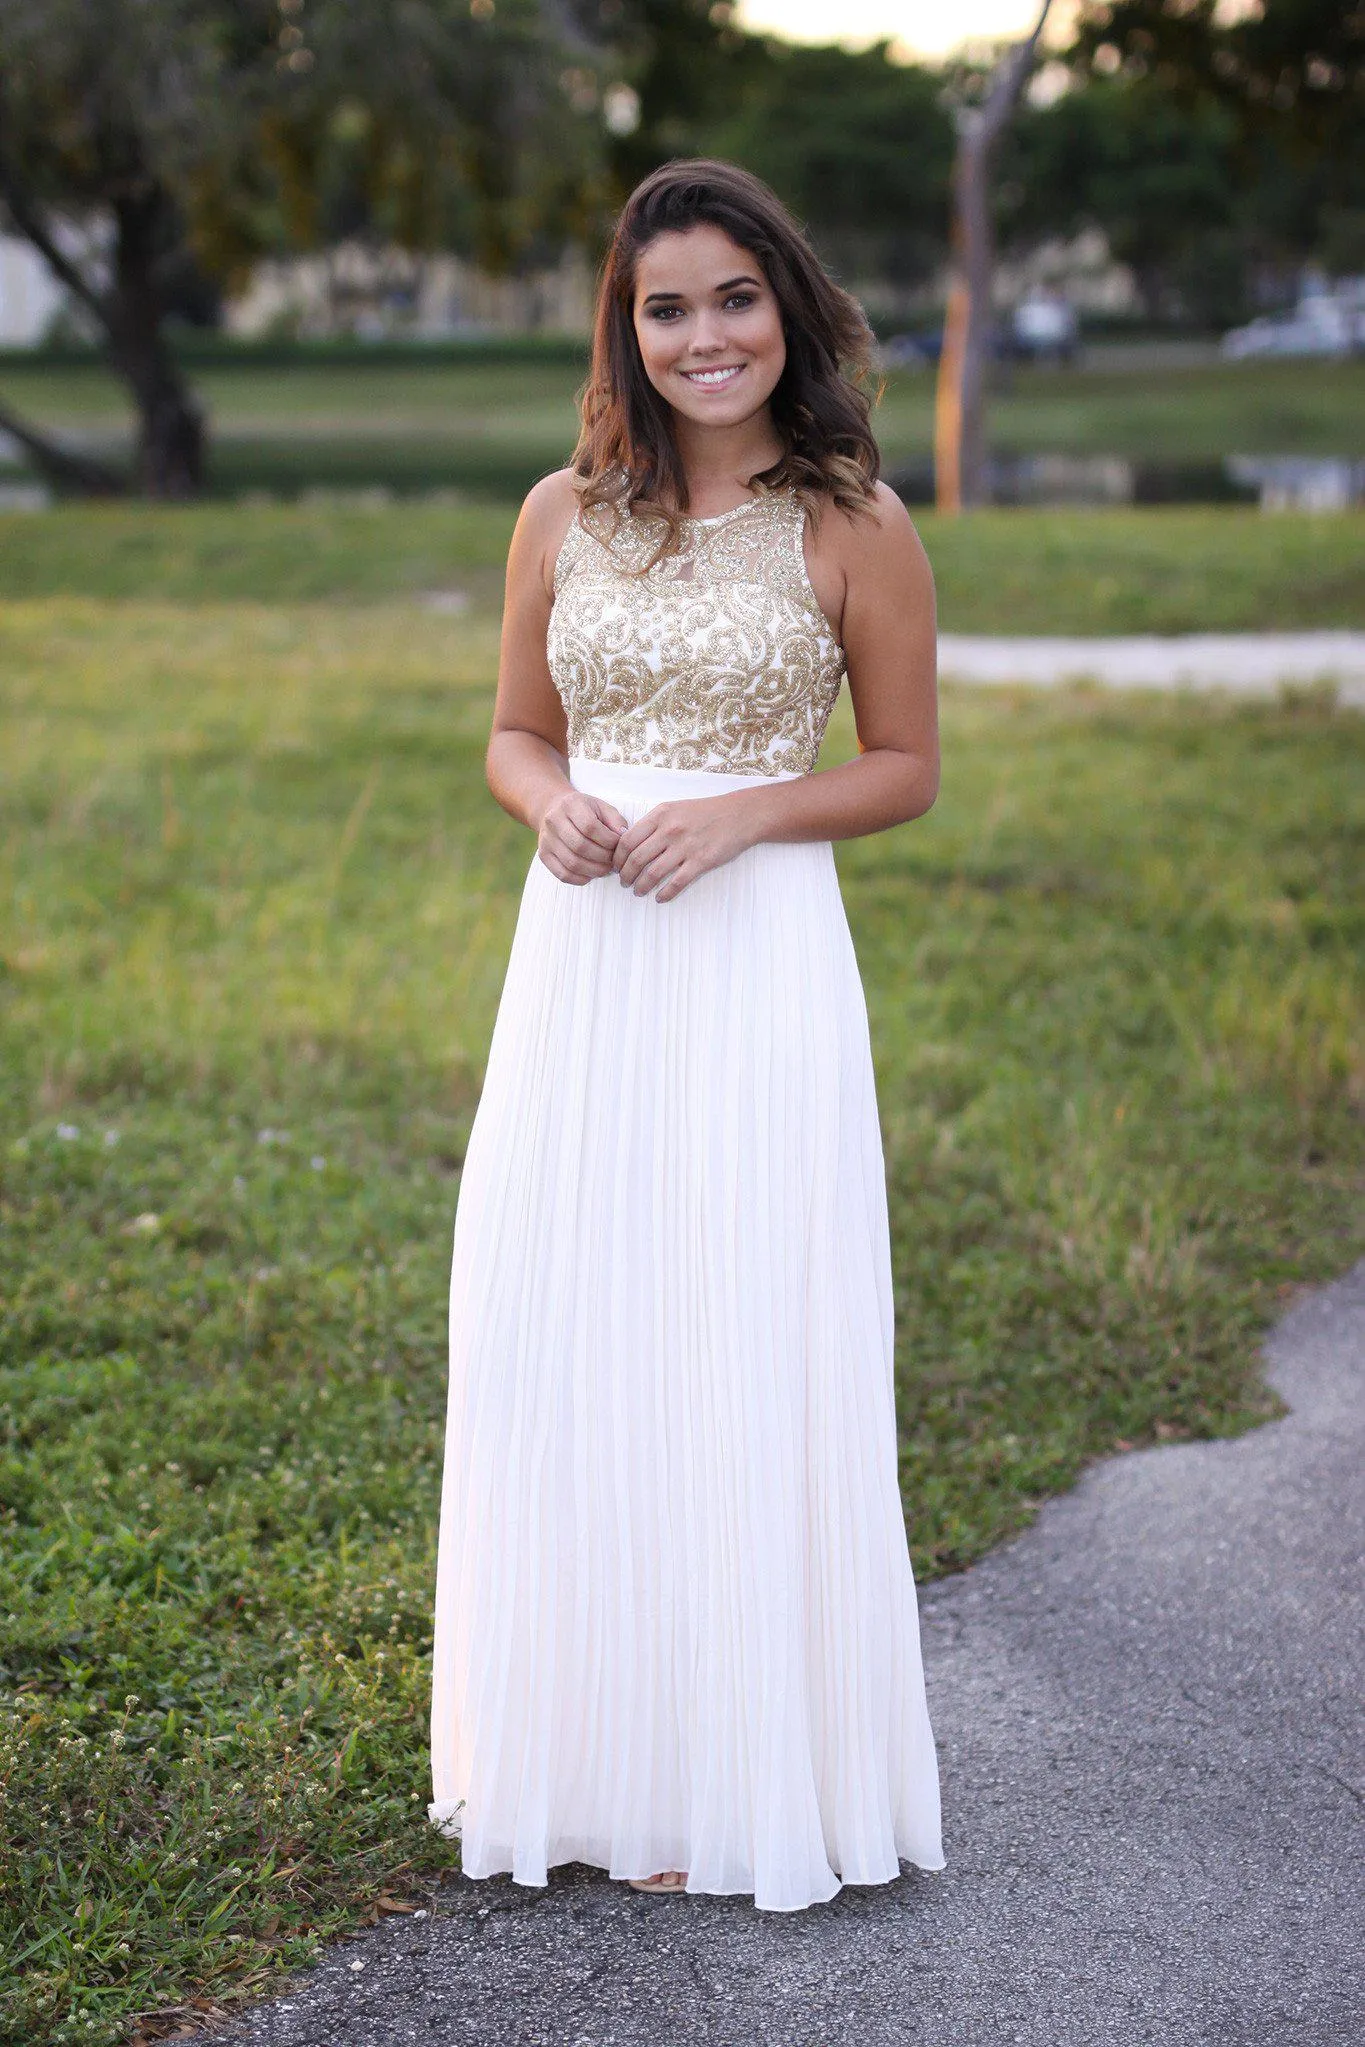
[427,1802,946,1913]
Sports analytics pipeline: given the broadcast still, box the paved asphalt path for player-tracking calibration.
[204,1264,1364,2047]
[936,631,1365,705]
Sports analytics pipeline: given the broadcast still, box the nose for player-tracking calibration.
[687,310,727,356]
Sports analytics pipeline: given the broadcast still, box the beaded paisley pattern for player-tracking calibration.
[548,485,845,777]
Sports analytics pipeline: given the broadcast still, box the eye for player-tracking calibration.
[646,304,684,321]
[724,292,756,311]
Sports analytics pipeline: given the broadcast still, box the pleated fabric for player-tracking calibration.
[428,756,944,1911]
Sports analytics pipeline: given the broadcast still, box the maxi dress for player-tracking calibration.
[427,483,945,1911]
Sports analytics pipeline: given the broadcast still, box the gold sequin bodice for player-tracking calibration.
[548,485,845,777]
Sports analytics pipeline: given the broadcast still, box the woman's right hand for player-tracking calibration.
[536,790,629,884]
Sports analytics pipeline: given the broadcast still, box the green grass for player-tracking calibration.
[2,354,1362,500]
[0,502,1361,631]
[1,522,1362,2043]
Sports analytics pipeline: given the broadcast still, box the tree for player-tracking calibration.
[1068,0,1365,275]
[1002,77,1245,322]
[706,40,954,300]
[0,0,606,496]
[934,1,1055,513]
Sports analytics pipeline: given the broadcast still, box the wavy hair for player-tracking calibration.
[572,158,881,557]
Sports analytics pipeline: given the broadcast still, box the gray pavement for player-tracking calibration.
[937,631,1365,704]
[203,1264,1365,2047]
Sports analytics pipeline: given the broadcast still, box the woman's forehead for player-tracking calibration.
[633,225,764,299]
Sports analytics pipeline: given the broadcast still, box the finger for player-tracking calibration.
[540,847,595,885]
[563,849,615,879]
[613,804,667,866]
[632,846,684,898]
[654,863,695,904]
[569,806,624,854]
[617,825,667,886]
[589,800,630,838]
[560,814,617,859]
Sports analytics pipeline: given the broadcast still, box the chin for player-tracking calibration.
[671,381,777,427]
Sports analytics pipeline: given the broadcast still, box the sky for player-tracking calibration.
[733,0,1078,63]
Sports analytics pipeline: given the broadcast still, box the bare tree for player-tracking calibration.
[934,0,1055,513]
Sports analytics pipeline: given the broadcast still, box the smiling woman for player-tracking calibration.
[573,159,886,556]
[426,159,944,1913]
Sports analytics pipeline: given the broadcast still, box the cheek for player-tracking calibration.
[745,306,785,367]
[755,315,786,382]
[633,318,674,389]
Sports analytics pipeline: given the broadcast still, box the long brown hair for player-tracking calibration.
[572,158,881,554]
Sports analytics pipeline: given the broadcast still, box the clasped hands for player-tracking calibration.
[537,788,755,904]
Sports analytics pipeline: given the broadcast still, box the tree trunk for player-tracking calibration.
[104,188,206,499]
[935,0,1054,513]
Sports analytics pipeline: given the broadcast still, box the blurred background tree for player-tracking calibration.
[1,0,1360,501]
[1059,0,1365,314]
[0,0,607,495]
[704,39,954,305]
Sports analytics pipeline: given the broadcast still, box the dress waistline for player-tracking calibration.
[568,756,803,803]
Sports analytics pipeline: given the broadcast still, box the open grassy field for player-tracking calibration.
[2,352,1362,498]
[1,500,1362,632]
[1,510,1363,2043]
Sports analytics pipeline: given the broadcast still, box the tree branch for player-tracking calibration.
[0,396,125,496]
[0,159,110,330]
[976,0,1056,150]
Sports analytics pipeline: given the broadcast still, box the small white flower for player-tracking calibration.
[311,1155,326,1171]
[56,1123,80,1141]
[104,1129,120,1146]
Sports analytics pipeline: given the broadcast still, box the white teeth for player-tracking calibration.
[684,366,742,386]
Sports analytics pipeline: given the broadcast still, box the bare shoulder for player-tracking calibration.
[511,467,583,594]
[825,480,927,562]
[810,481,933,603]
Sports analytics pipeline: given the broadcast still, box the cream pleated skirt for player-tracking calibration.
[428,757,944,1911]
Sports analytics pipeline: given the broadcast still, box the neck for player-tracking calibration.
[670,407,783,510]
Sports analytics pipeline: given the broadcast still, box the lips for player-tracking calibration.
[680,364,745,388]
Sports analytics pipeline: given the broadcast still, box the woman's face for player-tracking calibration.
[631,224,786,432]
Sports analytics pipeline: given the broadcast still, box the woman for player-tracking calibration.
[428,159,944,1912]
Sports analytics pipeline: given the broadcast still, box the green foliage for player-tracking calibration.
[1068,0,1365,280]
[0,0,602,287]
[0,512,1362,2038]
[704,41,954,290]
[1005,79,1248,322]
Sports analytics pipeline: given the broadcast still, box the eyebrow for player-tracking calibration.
[640,274,763,305]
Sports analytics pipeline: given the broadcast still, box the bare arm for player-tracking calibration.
[614,485,939,900]
[487,470,629,883]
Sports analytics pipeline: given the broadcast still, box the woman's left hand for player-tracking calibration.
[612,796,756,903]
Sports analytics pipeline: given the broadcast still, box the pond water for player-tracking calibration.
[0,453,1361,514]
[886,454,1365,512]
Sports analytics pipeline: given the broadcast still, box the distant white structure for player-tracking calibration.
[0,234,65,346]
[995,227,1140,318]
[1222,276,1365,360]
[225,240,594,341]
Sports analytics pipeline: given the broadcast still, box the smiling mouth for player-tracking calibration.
[680,364,745,388]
